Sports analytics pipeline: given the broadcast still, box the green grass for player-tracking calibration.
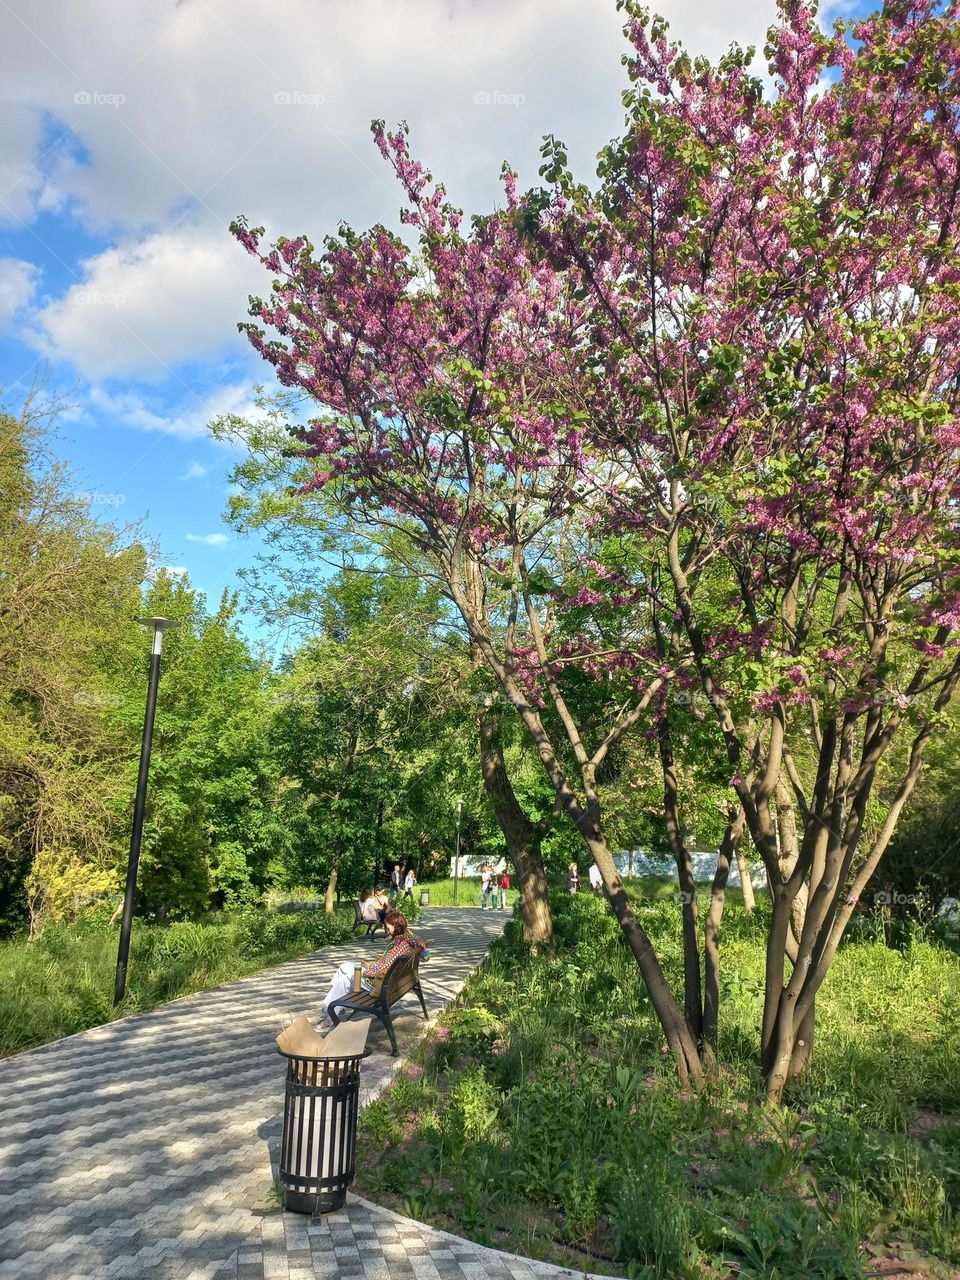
[0,905,358,1058]
[355,892,960,1279]
[416,877,521,908]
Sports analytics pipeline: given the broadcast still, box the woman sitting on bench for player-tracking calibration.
[315,909,428,1031]
[358,889,380,927]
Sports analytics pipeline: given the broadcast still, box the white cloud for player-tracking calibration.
[185,532,229,546]
[159,564,189,576]
[2,0,787,242]
[183,460,211,479]
[86,381,256,440]
[29,226,263,379]
[5,0,801,394]
[0,258,39,327]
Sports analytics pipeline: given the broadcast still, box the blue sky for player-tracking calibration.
[0,0,865,657]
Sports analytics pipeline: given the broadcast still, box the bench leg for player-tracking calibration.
[414,981,429,1021]
[379,1010,399,1056]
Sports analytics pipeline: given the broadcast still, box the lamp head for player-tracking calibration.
[137,616,177,654]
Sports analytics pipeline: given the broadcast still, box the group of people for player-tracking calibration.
[389,863,418,904]
[316,859,608,1036]
[568,862,604,895]
[479,865,510,909]
[357,864,419,929]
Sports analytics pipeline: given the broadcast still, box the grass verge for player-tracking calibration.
[414,878,521,909]
[0,905,358,1058]
[355,892,960,1279]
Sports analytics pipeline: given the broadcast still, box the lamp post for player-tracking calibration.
[453,799,462,905]
[114,617,172,1006]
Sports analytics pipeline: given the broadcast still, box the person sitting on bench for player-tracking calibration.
[359,889,380,927]
[315,909,428,1031]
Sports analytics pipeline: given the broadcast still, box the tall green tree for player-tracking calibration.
[120,575,286,919]
[270,570,470,910]
[0,402,145,933]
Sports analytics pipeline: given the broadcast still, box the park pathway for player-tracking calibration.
[0,907,607,1280]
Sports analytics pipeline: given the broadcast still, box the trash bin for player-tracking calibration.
[420,890,429,906]
[276,1016,371,1215]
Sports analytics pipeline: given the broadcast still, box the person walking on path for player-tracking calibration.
[480,865,493,909]
[498,871,510,909]
[315,909,428,1030]
[401,867,417,905]
[589,862,603,896]
[389,864,402,899]
[567,862,580,894]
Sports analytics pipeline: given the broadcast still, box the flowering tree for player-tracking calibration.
[531,0,960,1099]
[234,0,960,1098]
[232,129,708,1080]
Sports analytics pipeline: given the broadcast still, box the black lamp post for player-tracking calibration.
[453,799,462,905]
[114,616,172,1006]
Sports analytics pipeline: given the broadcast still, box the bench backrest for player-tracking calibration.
[380,950,420,1007]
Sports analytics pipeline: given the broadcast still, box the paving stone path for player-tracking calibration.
[0,908,606,1280]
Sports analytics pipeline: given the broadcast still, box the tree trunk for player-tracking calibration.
[657,720,703,1042]
[765,1000,798,1105]
[789,1001,815,1078]
[736,846,756,914]
[479,705,553,946]
[761,889,794,1075]
[702,809,745,1063]
[324,859,339,915]
[585,827,702,1084]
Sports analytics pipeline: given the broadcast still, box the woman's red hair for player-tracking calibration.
[383,909,408,936]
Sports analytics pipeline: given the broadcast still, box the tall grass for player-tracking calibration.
[0,906,356,1058]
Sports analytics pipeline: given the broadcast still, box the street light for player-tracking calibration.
[453,800,463,905]
[114,617,173,1006]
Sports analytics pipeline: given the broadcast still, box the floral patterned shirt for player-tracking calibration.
[364,931,428,979]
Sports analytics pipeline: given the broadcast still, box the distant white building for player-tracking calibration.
[617,849,767,887]
[451,850,766,886]
[450,856,505,878]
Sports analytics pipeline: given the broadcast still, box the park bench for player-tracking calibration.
[327,948,429,1055]
[352,900,384,939]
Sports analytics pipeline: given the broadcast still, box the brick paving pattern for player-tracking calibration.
[0,908,606,1279]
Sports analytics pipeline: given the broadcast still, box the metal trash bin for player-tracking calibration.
[420,890,429,906]
[276,1017,370,1214]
